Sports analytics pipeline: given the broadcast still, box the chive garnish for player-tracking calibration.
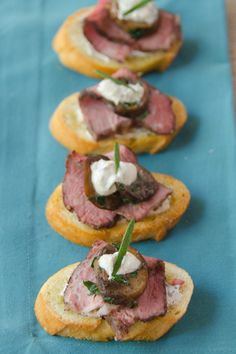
[95,195,106,207]
[83,281,100,295]
[114,143,120,173]
[129,28,146,39]
[112,219,135,276]
[138,110,149,120]
[111,274,129,284]
[112,242,120,251]
[123,0,152,16]
[104,297,116,304]
[95,70,135,91]
[129,271,138,278]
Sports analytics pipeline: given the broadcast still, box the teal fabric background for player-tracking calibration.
[0,0,236,353]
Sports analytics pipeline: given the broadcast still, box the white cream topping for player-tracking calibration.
[76,104,86,124]
[60,283,68,297]
[117,0,159,25]
[97,79,144,106]
[149,196,171,216]
[166,283,182,306]
[91,159,137,196]
[97,303,117,317]
[76,105,94,140]
[98,251,141,279]
[131,50,151,57]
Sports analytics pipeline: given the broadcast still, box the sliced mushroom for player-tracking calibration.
[94,246,148,306]
[114,79,150,118]
[116,166,159,204]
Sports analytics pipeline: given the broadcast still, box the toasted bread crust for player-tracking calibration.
[46,173,190,247]
[53,8,182,78]
[49,92,187,155]
[34,262,194,341]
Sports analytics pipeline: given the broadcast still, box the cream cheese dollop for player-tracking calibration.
[97,79,144,106]
[166,284,182,306]
[117,0,159,25]
[91,159,137,196]
[98,251,141,279]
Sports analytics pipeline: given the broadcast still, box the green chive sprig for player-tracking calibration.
[114,143,120,173]
[83,280,100,295]
[123,0,152,16]
[95,70,135,91]
[112,219,135,276]
[111,274,129,284]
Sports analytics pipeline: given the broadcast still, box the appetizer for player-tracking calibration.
[46,144,190,246]
[35,222,194,341]
[53,0,182,77]
[50,68,187,155]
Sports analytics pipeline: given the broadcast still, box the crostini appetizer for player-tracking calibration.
[46,144,190,246]
[53,0,182,77]
[50,68,187,155]
[35,223,194,341]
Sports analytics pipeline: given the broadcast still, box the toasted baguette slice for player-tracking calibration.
[35,261,193,341]
[50,92,187,155]
[46,173,190,247]
[53,8,182,78]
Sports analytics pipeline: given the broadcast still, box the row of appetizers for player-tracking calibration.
[35,0,194,343]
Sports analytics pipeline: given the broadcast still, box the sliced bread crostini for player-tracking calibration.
[35,241,194,341]
[49,68,187,155]
[53,5,182,78]
[46,145,190,247]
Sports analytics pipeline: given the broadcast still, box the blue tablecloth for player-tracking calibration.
[0,0,236,353]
